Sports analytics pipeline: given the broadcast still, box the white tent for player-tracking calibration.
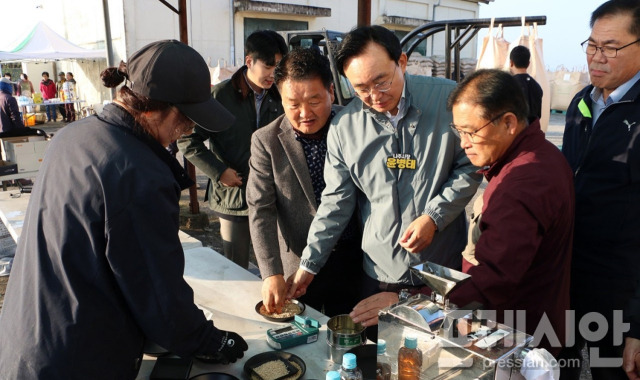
[0,51,22,61]
[0,21,105,62]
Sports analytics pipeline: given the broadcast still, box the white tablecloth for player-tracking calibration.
[136,246,341,379]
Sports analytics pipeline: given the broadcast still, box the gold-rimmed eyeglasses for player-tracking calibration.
[581,38,640,58]
[450,112,507,142]
[353,65,397,98]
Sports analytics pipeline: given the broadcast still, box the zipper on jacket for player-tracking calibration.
[574,124,591,177]
[573,99,633,177]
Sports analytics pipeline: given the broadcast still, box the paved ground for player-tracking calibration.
[546,111,566,147]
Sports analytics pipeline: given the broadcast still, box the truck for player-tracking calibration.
[280,16,546,106]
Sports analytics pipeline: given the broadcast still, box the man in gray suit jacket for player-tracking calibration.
[247,48,363,317]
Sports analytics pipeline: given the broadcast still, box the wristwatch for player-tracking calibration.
[398,288,411,302]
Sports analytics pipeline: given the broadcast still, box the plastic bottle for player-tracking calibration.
[327,370,341,380]
[340,353,363,380]
[376,340,394,380]
[398,336,422,380]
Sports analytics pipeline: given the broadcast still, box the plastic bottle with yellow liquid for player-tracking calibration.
[398,336,422,380]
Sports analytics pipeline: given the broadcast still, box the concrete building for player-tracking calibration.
[21,0,491,107]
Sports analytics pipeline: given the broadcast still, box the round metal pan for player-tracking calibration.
[255,299,305,322]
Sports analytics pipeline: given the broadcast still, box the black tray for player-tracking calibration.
[244,351,306,380]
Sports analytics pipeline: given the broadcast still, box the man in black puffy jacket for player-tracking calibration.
[560,1,640,379]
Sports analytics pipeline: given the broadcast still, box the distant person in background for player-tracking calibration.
[3,73,16,95]
[56,72,67,122]
[16,73,34,98]
[63,72,76,121]
[0,77,25,132]
[40,71,57,123]
[509,45,543,122]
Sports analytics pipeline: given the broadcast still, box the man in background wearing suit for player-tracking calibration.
[247,48,363,317]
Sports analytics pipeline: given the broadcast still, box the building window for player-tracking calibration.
[244,18,308,42]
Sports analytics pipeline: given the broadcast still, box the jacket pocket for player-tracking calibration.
[212,182,245,210]
[264,99,281,121]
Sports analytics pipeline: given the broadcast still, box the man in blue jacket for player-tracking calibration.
[287,26,481,334]
[561,1,640,379]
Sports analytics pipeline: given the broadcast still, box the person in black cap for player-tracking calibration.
[0,40,248,379]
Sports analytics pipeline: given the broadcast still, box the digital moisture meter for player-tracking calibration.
[266,315,321,349]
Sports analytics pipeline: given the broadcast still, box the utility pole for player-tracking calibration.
[358,0,371,27]
[159,0,201,215]
[102,0,115,100]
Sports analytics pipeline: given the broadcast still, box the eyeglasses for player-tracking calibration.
[450,112,507,142]
[353,65,397,98]
[581,38,640,58]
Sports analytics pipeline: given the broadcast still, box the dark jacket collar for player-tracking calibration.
[230,65,281,102]
[580,75,640,109]
[98,103,194,190]
[481,119,546,180]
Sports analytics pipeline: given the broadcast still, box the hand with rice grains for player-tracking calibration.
[286,269,315,299]
[195,330,249,364]
[398,214,437,253]
[262,274,287,314]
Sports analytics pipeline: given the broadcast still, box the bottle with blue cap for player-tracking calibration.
[340,353,363,380]
[376,339,394,380]
[398,336,422,380]
[326,370,341,380]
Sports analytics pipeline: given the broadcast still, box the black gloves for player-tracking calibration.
[195,330,249,365]
[218,331,248,363]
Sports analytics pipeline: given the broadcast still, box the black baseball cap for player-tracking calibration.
[127,39,234,132]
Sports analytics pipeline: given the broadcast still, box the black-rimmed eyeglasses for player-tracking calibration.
[353,65,397,98]
[450,112,507,142]
[581,38,640,58]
